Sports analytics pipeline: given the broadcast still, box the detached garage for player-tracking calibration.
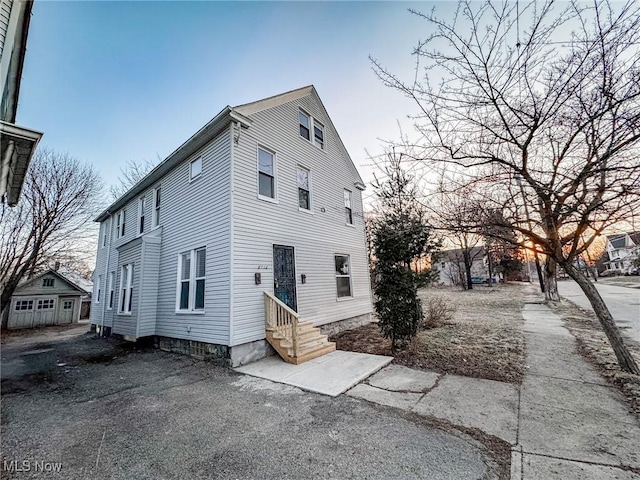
[8,270,89,329]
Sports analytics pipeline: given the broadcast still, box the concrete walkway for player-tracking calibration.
[343,293,640,479]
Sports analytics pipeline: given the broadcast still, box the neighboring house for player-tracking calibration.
[8,269,90,329]
[604,232,640,274]
[438,246,492,286]
[90,86,372,366]
[0,0,43,206]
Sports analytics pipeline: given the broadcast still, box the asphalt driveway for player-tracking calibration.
[1,331,500,480]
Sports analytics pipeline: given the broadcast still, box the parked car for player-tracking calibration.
[470,277,486,284]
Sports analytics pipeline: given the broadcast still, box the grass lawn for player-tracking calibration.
[331,284,526,384]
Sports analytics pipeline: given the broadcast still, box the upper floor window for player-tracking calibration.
[299,109,325,150]
[258,147,276,200]
[43,278,54,288]
[153,187,161,227]
[299,111,310,140]
[116,210,125,238]
[177,247,206,312]
[297,167,311,211]
[344,190,353,225]
[119,264,133,314]
[138,197,145,235]
[313,121,324,149]
[190,157,202,181]
[101,219,109,247]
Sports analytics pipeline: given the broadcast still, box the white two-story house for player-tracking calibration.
[90,86,372,366]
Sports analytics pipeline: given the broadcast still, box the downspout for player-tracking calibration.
[228,123,236,350]
[101,214,112,335]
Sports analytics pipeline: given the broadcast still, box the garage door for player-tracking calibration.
[33,298,57,327]
[9,299,35,329]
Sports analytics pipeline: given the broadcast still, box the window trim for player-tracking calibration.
[116,209,126,239]
[334,254,353,300]
[257,145,278,203]
[107,271,115,310]
[14,300,33,311]
[37,299,55,310]
[137,196,145,236]
[153,186,161,228]
[118,264,133,315]
[101,220,109,248]
[298,109,326,151]
[190,157,202,182]
[96,275,102,303]
[175,247,207,314]
[297,165,312,213]
[344,189,353,225]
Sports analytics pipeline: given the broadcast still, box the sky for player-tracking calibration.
[17,1,439,205]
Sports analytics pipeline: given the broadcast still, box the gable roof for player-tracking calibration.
[14,269,92,295]
[96,86,366,222]
[234,85,365,187]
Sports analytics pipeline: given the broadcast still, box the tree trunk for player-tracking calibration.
[564,264,640,375]
[544,258,560,301]
[463,249,473,290]
[534,256,545,293]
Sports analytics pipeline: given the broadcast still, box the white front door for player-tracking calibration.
[58,299,75,324]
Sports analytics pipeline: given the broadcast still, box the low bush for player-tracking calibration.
[422,295,456,329]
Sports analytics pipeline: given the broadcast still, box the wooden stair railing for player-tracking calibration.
[264,292,335,365]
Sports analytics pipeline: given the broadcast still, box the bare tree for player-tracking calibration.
[109,158,158,201]
[0,149,102,329]
[372,0,640,373]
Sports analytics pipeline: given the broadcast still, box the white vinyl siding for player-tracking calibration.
[231,93,371,345]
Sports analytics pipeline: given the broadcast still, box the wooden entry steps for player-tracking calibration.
[264,292,336,365]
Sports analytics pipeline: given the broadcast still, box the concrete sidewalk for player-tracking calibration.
[515,299,640,479]
[344,292,640,479]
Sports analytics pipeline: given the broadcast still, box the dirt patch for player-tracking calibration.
[332,284,526,384]
[550,300,640,419]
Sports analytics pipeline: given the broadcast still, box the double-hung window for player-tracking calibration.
[313,121,324,149]
[153,187,161,227]
[190,157,202,180]
[258,147,276,200]
[119,264,133,314]
[335,255,352,298]
[177,247,206,312]
[101,221,109,247]
[138,197,145,235]
[116,210,125,238]
[344,189,353,225]
[96,275,102,303]
[297,167,311,211]
[107,272,115,310]
[299,109,325,150]
[299,111,311,140]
